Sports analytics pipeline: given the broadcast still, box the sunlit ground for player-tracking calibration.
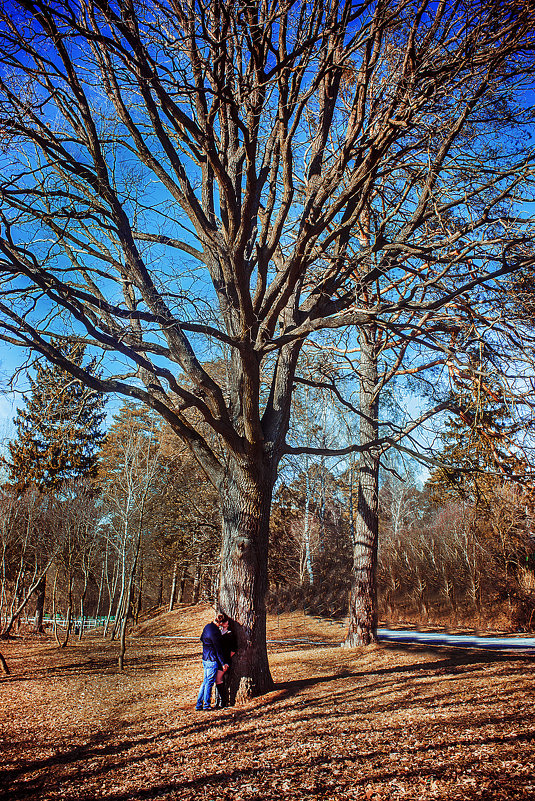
[1,605,534,800]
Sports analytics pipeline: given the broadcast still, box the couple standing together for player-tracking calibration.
[195,612,237,711]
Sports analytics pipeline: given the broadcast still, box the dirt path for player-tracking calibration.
[1,609,534,800]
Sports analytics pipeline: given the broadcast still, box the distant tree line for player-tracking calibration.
[0,353,221,662]
[268,382,535,631]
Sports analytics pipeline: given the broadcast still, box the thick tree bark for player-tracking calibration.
[218,461,275,700]
[345,325,380,647]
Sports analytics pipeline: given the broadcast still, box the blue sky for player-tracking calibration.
[0,343,24,447]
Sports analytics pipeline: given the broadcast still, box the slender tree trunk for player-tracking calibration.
[112,554,128,641]
[118,529,142,670]
[52,568,61,645]
[103,555,120,638]
[0,650,9,675]
[135,586,142,625]
[95,562,105,618]
[345,324,380,647]
[58,576,73,648]
[192,553,202,604]
[60,602,73,648]
[78,605,85,640]
[0,544,8,631]
[79,568,90,641]
[301,460,313,586]
[33,575,46,633]
[1,560,53,638]
[169,561,179,611]
[218,462,275,700]
[118,567,136,671]
[177,563,189,603]
[112,589,126,641]
[134,563,143,625]
[52,567,74,649]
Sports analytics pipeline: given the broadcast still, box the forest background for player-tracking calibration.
[1,338,534,663]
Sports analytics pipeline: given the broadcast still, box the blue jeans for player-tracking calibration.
[196,660,219,709]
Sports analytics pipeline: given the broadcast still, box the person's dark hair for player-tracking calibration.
[215,612,229,625]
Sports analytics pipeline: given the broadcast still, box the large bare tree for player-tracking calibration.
[0,0,534,695]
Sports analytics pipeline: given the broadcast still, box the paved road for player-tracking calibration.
[377,628,535,651]
[139,628,535,652]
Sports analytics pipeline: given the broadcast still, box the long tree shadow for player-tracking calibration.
[2,642,533,801]
[3,709,532,801]
[266,644,534,705]
[1,711,234,796]
[0,647,193,684]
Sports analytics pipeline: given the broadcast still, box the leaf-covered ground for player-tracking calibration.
[1,605,534,800]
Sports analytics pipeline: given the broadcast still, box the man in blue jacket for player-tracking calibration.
[195,613,229,711]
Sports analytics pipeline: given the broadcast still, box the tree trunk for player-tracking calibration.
[301,461,314,586]
[59,598,73,648]
[118,521,143,670]
[135,585,142,625]
[169,561,179,611]
[112,557,128,640]
[33,575,46,633]
[103,556,119,638]
[54,572,74,649]
[178,563,189,603]
[118,561,137,670]
[55,602,72,648]
[79,571,89,641]
[1,560,53,638]
[192,553,202,604]
[0,651,9,675]
[134,563,143,625]
[218,464,274,700]
[118,587,131,671]
[95,563,105,618]
[345,324,380,647]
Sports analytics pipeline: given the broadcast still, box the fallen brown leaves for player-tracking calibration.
[1,605,534,800]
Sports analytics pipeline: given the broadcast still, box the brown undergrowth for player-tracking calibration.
[1,604,534,800]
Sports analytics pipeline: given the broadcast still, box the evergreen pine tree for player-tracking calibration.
[5,342,106,493]
[428,386,522,506]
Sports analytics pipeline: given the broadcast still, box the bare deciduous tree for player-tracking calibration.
[0,0,534,694]
[0,486,54,638]
[98,405,161,668]
[49,483,99,647]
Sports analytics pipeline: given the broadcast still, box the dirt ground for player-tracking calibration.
[1,604,534,801]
